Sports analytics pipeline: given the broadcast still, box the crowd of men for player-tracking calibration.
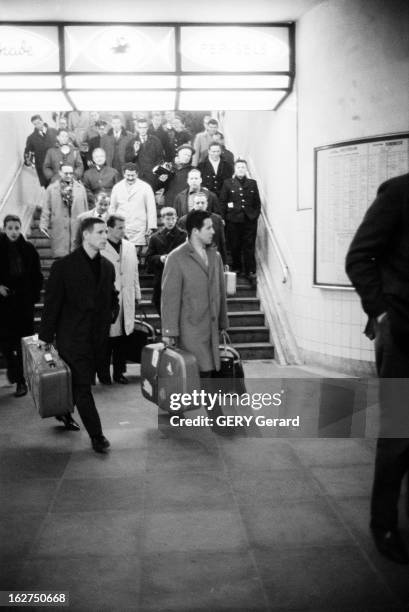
[5,110,262,451]
[24,111,261,283]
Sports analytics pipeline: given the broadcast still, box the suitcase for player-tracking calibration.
[224,271,237,296]
[214,331,247,395]
[141,343,201,413]
[157,346,201,413]
[22,335,74,419]
[140,342,164,404]
[125,315,156,363]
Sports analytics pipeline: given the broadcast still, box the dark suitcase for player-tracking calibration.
[214,331,247,395]
[22,335,74,418]
[125,313,156,363]
[141,343,201,413]
[157,346,201,413]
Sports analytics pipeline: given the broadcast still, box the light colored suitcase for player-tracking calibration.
[22,335,74,418]
[224,271,237,296]
[140,342,164,404]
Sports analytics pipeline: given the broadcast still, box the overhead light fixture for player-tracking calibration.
[65,75,177,89]
[179,90,285,111]
[68,90,176,111]
[0,91,71,111]
[0,75,62,90]
[180,75,289,89]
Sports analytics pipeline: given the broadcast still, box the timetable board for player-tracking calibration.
[314,134,409,288]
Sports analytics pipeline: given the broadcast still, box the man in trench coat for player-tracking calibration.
[101,214,141,384]
[161,210,230,434]
[39,217,119,453]
[161,209,228,374]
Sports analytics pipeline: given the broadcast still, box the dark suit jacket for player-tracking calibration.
[346,173,409,348]
[100,128,133,175]
[198,158,234,197]
[219,176,261,222]
[178,212,227,264]
[146,226,187,307]
[39,248,119,384]
[24,125,58,187]
[148,125,173,161]
[124,134,164,189]
[173,187,220,217]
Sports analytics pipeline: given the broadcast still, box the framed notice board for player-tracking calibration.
[314,133,409,288]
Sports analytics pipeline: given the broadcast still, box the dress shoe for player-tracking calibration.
[371,527,409,564]
[113,375,128,385]
[98,376,112,385]
[14,382,28,397]
[91,434,110,453]
[55,414,81,431]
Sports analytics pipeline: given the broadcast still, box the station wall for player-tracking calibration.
[223,0,409,374]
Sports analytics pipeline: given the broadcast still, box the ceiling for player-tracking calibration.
[0,0,325,23]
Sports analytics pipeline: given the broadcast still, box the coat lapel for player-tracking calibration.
[186,242,210,276]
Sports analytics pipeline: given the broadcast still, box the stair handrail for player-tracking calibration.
[243,154,290,284]
[260,206,289,284]
[0,160,25,217]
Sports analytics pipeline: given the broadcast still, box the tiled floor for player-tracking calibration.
[1,361,408,611]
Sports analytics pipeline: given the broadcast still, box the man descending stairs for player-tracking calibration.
[28,209,275,360]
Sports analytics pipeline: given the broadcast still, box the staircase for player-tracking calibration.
[28,211,275,360]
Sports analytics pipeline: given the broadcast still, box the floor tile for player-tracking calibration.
[19,555,141,612]
[230,469,323,507]
[50,476,145,513]
[63,447,147,479]
[143,510,247,553]
[146,436,223,473]
[254,545,399,610]
[0,514,45,561]
[140,551,267,611]
[0,449,71,480]
[241,499,351,548]
[31,511,142,558]
[0,478,58,514]
[144,470,234,512]
[311,465,373,498]
[289,438,374,466]
[220,439,301,472]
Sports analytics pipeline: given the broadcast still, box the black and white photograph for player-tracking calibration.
[0,0,409,610]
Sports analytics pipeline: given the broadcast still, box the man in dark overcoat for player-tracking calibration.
[346,172,409,564]
[125,116,164,190]
[24,114,58,188]
[39,217,119,453]
[146,207,186,314]
[0,215,43,397]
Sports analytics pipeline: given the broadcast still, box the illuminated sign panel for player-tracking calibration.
[0,26,59,72]
[65,26,175,72]
[180,26,289,72]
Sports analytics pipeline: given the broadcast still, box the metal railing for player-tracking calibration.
[260,206,289,284]
[0,160,24,217]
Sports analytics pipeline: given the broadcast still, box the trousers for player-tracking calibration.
[72,383,103,438]
[1,338,25,384]
[371,315,409,530]
[226,219,258,274]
